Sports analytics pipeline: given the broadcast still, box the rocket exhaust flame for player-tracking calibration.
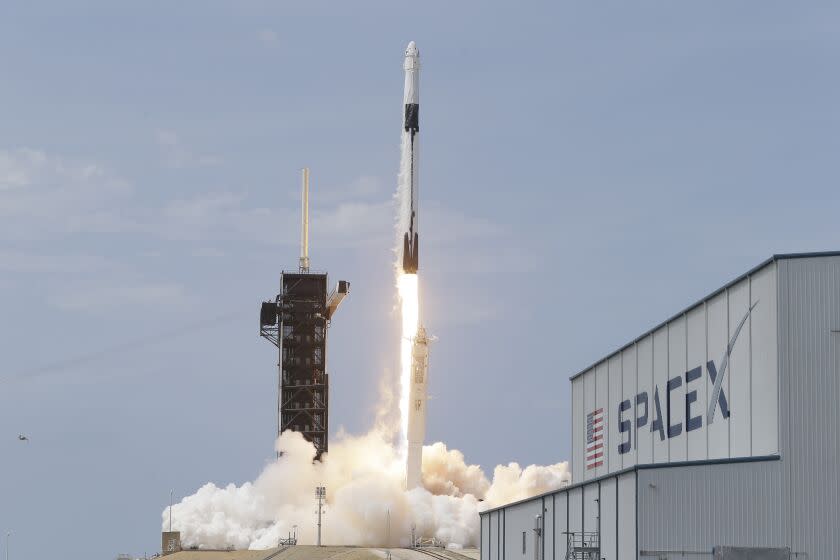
[398,273,420,453]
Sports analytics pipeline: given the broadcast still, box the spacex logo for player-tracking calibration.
[616,302,758,455]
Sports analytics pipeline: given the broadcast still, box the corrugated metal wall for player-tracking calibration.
[617,473,635,560]
[637,460,784,556]
[600,478,617,560]
[502,500,542,560]
[481,473,638,560]
[571,262,779,484]
[482,253,840,560]
[553,492,568,559]
[542,495,554,560]
[778,255,840,558]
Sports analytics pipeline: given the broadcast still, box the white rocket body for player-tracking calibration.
[401,41,420,274]
[405,325,429,489]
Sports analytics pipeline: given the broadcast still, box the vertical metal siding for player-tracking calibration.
[706,290,730,459]
[608,354,623,473]
[572,377,585,482]
[571,262,779,478]
[686,306,707,460]
[583,484,599,533]
[554,492,568,555]
[637,461,784,554]
[489,511,499,560]
[595,363,610,478]
[481,513,491,560]
[728,279,752,457]
[622,346,638,469]
[599,478,617,560]
[652,326,670,463]
[543,495,554,560]
[568,487,583,534]
[617,473,636,560]
[667,316,687,462]
[636,335,654,464]
[778,256,840,558]
[502,500,543,560]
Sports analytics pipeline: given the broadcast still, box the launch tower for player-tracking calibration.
[259,169,349,459]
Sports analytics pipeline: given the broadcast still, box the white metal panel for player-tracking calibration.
[542,496,554,560]
[567,488,582,534]
[686,305,707,460]
[777,255,840,557]
[635,335,653,464]
[599,478,617,560]
[582,483,599,533]
[706,289,730,459]
[554,492,568,558]
[750,263,778,455]
[503,500,542,560]
[617,473,636,560]
[621,346,637,469]
[728,278,752,456]
[594,363,609,478]
[637,460,784,551]
[667,316,687,462]
[481,514,491,560]
[607,354,623,472]
[652,326,670,462]
[583,368,597,481]
[571,377,585,483]
[489,511,499,560]
[569,259,780,477]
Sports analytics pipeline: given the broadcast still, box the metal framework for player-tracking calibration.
[562,532,600,560]
[261,272,329,459]
[259,169,348,461]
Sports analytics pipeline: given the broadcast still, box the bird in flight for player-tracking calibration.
[17,434,29,442]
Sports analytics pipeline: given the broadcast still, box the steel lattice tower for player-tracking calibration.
[259,169,348,459]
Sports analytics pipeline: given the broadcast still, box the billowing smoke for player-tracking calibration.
[164,430,570,550]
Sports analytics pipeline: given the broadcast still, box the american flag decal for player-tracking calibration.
[586,408,604,470]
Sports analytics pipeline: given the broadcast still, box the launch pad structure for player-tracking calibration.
[259,169,349,459]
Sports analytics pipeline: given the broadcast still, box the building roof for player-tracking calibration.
[568,251,840,382]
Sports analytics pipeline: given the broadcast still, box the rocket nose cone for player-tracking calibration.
[405,41,419,57]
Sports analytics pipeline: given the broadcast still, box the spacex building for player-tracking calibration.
[480,252,840,559]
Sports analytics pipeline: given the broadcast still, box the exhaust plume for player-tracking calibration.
[164,430,570,549]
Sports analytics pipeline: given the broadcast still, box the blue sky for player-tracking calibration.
[0,2,837,557]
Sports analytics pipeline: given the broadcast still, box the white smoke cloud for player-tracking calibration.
[165,430,570,550]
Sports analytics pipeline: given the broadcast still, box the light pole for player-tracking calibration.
[5,531,11,560]
[315,486,326,546]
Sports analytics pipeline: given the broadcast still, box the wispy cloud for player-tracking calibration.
[156,129,222,168]
[0,148,502,255]
[0,250,110,273]
[51,281,192,312]
[0,148,130,239]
